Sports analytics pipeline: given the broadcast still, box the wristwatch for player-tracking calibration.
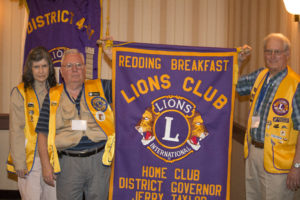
[294,163,300,168]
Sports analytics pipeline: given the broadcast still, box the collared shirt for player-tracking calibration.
[236,68,300,142]
[64,83,83,115]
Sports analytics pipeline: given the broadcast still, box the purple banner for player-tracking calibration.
[24,0,102,79]
[111,42,238,200]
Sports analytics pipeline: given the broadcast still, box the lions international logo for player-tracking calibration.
[135,95,209,162]
[272,98,289,116]
[49,47,69,83]
[91,97,108,122]
[49,47,69,68]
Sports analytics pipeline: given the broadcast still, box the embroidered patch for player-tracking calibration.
[89,92,100,96]
[28,103,34,107]
[95,111,105,121]
[91,97,108,112]
[134,95,209,162]
[272,98,289,116]
[273,117,289,123]
[271,134,282,140]
[281,125,288,129]
[280,130,286,136]
[273,124,279,128]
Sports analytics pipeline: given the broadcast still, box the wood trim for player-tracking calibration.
[232,122,245,145]
[0,190,21,199]
[0,114,9,130]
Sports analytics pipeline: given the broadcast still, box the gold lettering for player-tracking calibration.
[120,90,135,103]
[36,16,45,28]
[213,94,228,109]
[185,59,191,71]
[204,86,217,102]
[171,59,177,70]
[51,11,57,23]
[160,74,171,89]
[119,55,125,67]
[137,80,149,95]
[125,56,131,68]
[44,13,50,25]
[31,18,37,30]
[216,60,222,71]
[27,22,33,34]
[61,10,69,23]
[182,77,193,92]
[210,60,215,71]
[223,60,229,71]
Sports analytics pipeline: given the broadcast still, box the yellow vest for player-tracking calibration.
[244,66,300,173]
[48,79,115,173]
[7,83,40,173]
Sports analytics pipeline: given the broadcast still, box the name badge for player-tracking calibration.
[251,116,260,128]
[72,120,87,130]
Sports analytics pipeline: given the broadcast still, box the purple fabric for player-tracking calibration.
[112,42,237,200]
[24,0,101,79]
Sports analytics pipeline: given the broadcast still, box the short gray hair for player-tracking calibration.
[61,49,85,65]
[263,33,291,51]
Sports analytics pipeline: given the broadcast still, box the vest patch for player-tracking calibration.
[91,97,108,112]
[273,117,289,123]
[89,92,100,96]
[95,111,105,122]
[272,98,289,116]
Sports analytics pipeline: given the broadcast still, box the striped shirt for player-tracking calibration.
[236,68,300,142]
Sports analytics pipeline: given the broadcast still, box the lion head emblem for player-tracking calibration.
[135,107,157,145]
[135,108,209,149]
[187,112,209,151]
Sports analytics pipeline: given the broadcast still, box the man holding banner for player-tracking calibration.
[36,49,114,200]
[237,33,300,200]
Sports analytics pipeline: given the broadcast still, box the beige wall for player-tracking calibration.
[1,0,299,125]
[1,0,300,197]
[229,0,300,126]
[0,0,27,114]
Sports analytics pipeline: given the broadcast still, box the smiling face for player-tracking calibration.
[60,53,86,86]
[32,58,49,84]
[264,36,289,76]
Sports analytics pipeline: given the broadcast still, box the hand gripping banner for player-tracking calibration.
[24,0,102,79]
[111,42,238,200]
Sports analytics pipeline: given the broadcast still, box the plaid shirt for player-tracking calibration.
[236,67,300,142]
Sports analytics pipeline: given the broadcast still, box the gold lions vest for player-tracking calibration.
[244,66,300,173]
[7,83,40,173]
[48,79,115,173]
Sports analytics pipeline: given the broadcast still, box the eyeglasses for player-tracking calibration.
[264,49,285,56]
[62,63,84,69]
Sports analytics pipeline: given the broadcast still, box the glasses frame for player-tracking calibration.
[264,49,286,56]
[62,63,84,70]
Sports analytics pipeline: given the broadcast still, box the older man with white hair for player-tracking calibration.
[237,33,300,200]
[36,49,115,200]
